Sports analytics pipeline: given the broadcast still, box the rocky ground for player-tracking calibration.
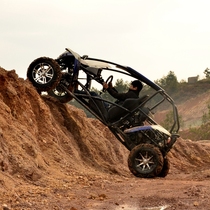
[0,67,210,210]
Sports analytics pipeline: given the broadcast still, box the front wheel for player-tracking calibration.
[27,57,62,92]
[48,73,75,103]
[48,84,74,103]
[128,144,163,178]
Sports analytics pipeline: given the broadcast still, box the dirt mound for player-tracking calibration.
[0,67,129,179]
[1,67,210,209]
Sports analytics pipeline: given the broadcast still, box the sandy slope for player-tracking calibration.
[0,67,210,210]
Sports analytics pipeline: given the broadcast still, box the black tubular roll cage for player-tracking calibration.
[63,48,180,135]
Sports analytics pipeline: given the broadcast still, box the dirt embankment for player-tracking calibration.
[0,67,210,210]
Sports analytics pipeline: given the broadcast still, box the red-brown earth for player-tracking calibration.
[0,67,210,210]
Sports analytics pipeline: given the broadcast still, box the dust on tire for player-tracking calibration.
[27,57,62,92]
[128,143,164,178]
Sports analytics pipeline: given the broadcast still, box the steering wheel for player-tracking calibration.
[103,75,113,92]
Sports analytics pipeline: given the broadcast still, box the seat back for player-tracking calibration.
[107,95,149,123]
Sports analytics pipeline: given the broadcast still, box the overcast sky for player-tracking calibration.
[1,0,210,82]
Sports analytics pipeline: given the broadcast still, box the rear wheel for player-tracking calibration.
[128,144,163,178]
[27,57,62,92]
[158,156,170,177]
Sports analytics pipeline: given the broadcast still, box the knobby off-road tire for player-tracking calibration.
[48,85,74,103]
[27,57,62,92]
[48,73,75,103]
[158,156,170,177]
[128,144,164,178]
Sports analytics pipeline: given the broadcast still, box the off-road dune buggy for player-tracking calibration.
[27,48,180,178]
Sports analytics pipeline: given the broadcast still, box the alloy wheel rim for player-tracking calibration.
[135,151,155,171]
[32,63,54,84]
